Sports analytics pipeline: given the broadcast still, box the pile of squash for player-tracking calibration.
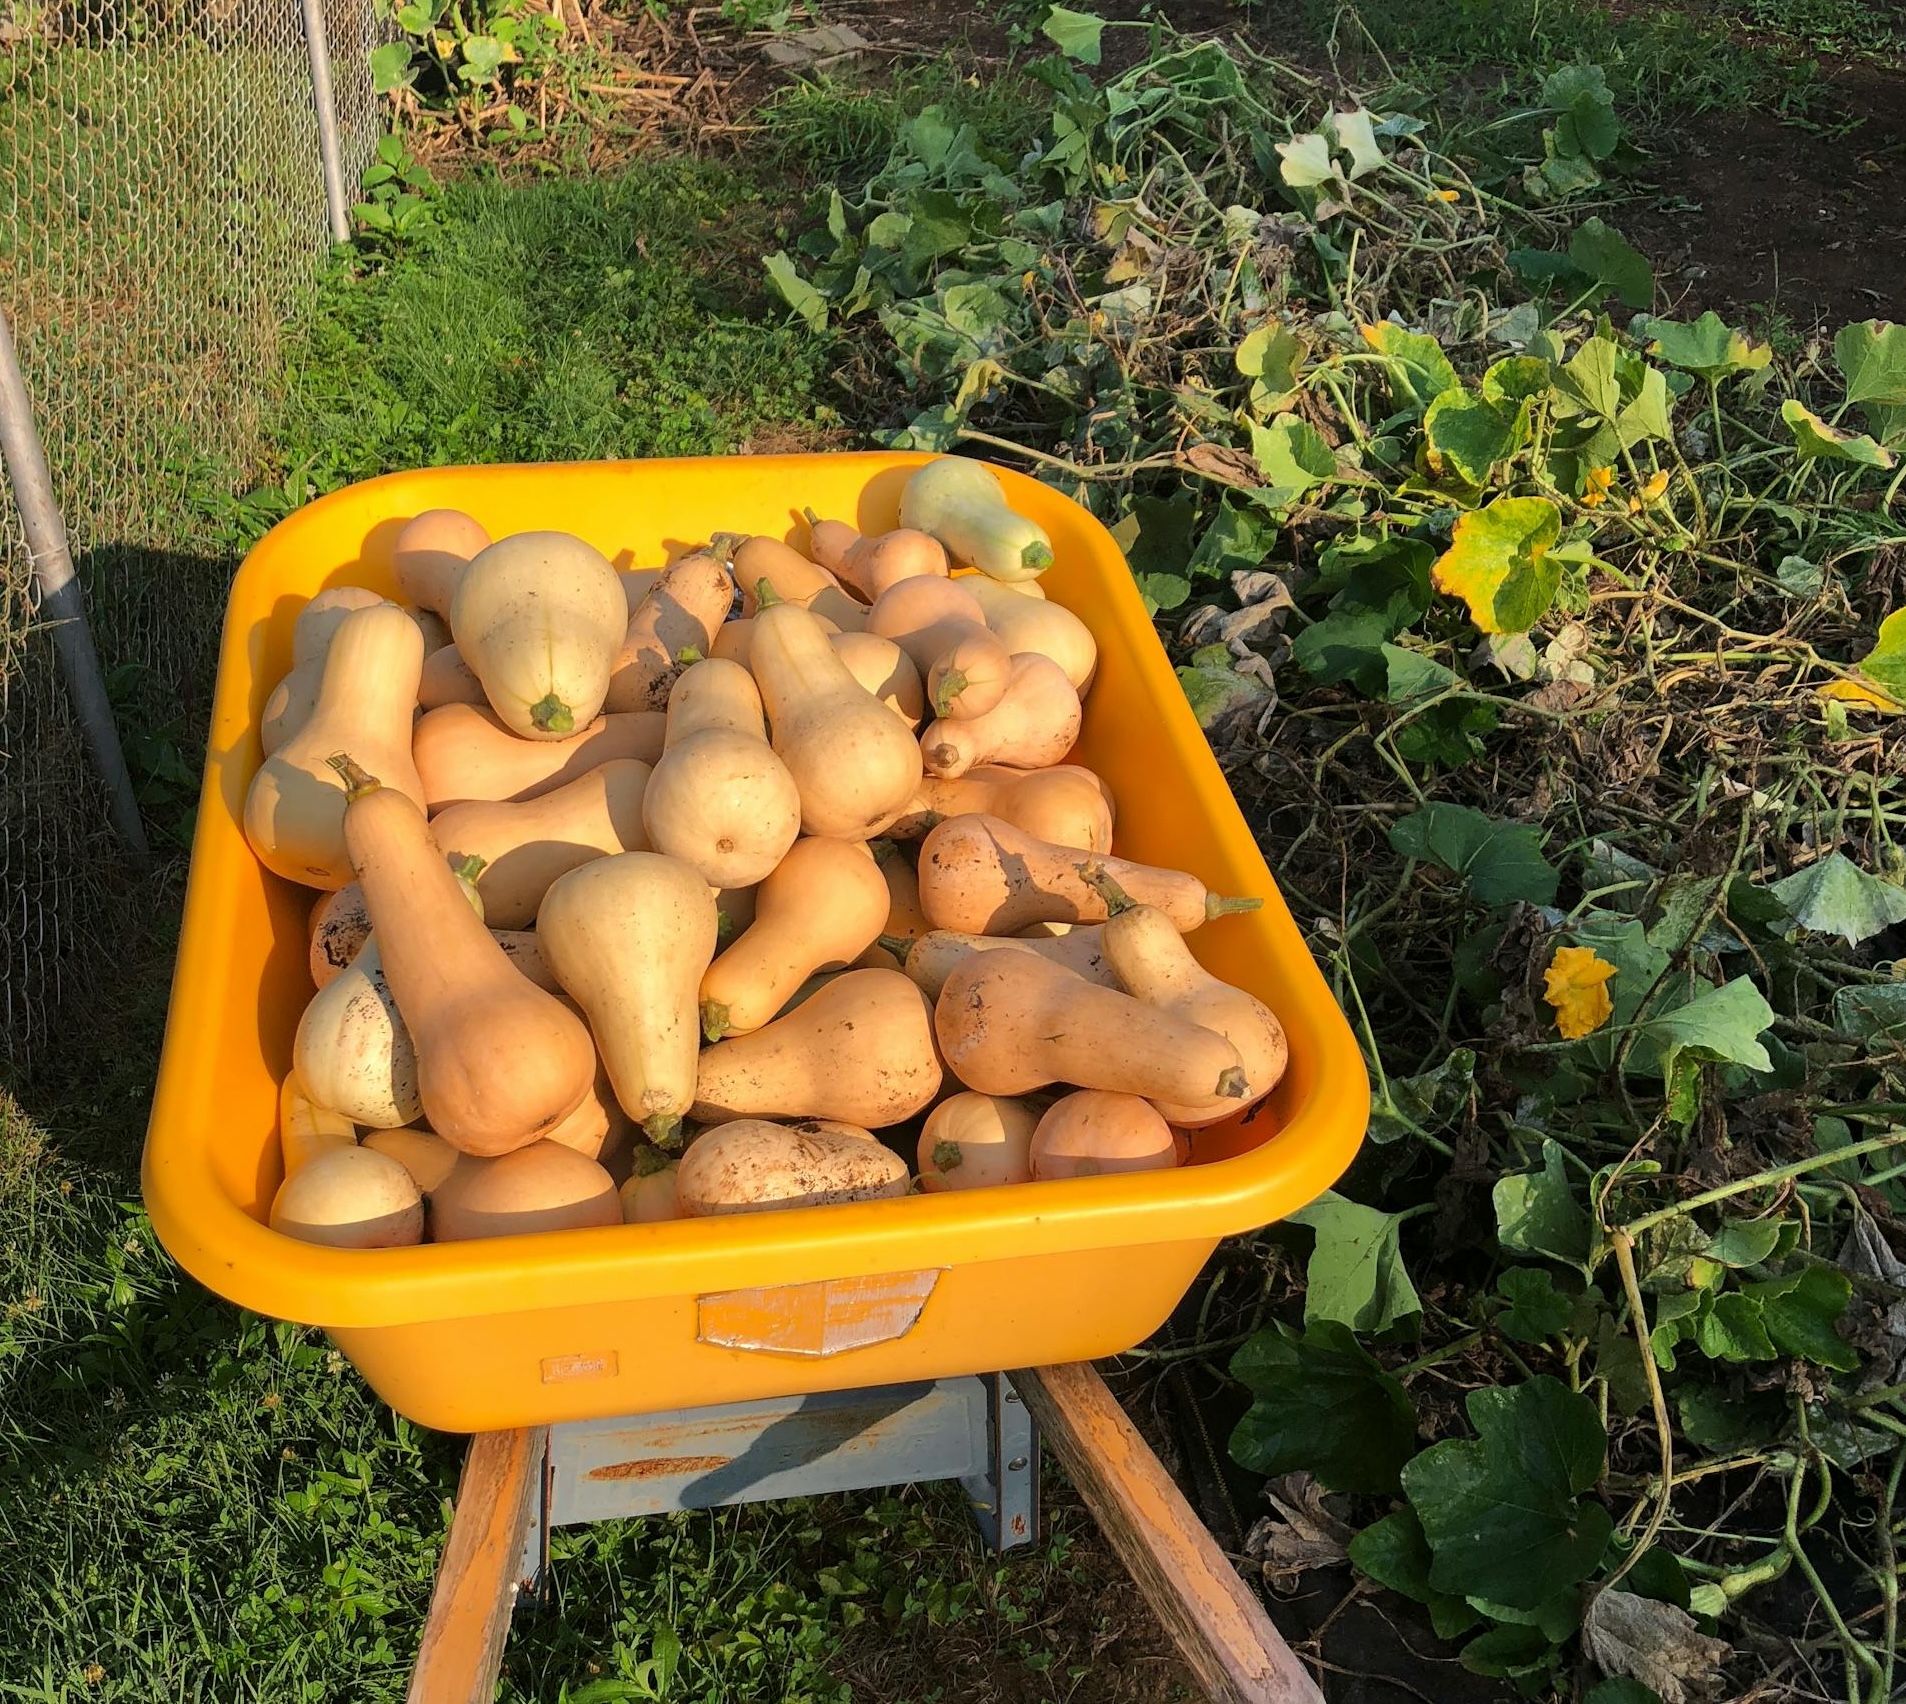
[248,458,1288,1250]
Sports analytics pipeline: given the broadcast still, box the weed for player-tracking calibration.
[353,133,445,250]
[764,23,1906,1697]
[1724,0,1906,62]
[1310,0,1825,124]
[373,0,569,114]
[760,62,1052,185]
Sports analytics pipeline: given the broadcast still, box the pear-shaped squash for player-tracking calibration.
[692,968,941,1127]
[538,851,719,1145]
[336,759,596,1155]
[245,603,426,889]
[641,659,802,888]
[451,531,627,738]
[750,599,922,838]
[1099,900,1288,1125]
[699,837,890,1039]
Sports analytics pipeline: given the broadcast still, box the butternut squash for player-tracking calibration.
[732,535,868,630]
[1030,1091,1178,1179]
[293,937,422,1128]
[933,951,1248,1103]
[919,654,1081,779]
[643,661,801,888]
[785,1116,881,1143]
[874,841,931,943]
[674,1118,909,1216]
[926,624,1014,720]
[260,668,321,757]
[806,513,950,601]
[309,856,484,988]
[890,765,1114,851]
[412,703,665,811]
[699,837,890,1039]
[955,569,1044,600]
[309,883,373,988]
[917,1092,1037,1191]
[845,529,949,600]
[393,509,491,618]
[270,1145,424,1248]
[492,929,559,991]
[805,515,859,576]
[865,576,987,676]
[451,531,627,738]
[1098,897,1288,1125]
[955,569,1045,600]
[661,656,763,745]
[692,968,941,1127]
[606,549,735,713]
[734,534,840,610]
[962,575,1097,692]
[430,1142,622,1242]
[619,1151,682,1222]
[297,586,391,664]
[708,611,839,670]
[918,813,1258,934]
[830,631,924,728]
[428,759,653,928]
[335,759,596,1156]
[261,587,390,754]
[418,642,487,710]
[750,599,923,838]
[246,603,426,888]
[771,945,903,1020]
[900,457,1054,583]
[279,1070,357,1175]
[541,1066,616,1161]
[537,851,719,1146]
[902,924,1115,1000]
[363,1126,466,1194]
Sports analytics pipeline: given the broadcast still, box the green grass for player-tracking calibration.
[0,151,1187,1704]
[1723,0,1906,60]
[268,163,839,497]
[1303,0,1828,121]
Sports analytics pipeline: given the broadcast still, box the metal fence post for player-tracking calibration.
[0,306,150,866]
[301,0,353,244]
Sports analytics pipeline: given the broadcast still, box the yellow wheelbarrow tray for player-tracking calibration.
[142,451,1368,1433]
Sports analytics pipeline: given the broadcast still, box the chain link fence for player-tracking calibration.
[0,0,382,1070]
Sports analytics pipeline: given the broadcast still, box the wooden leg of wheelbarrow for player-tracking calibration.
[408,1426,547,1704]
[1013,1365,1322,1704]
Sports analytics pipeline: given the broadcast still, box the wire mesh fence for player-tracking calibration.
[0,0,382,1072]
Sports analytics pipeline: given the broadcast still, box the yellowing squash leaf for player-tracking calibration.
[1431,495,1564,634]
[1819,679,1906,714]
[1545,946,1617,1039]
[1781,400,1897,468]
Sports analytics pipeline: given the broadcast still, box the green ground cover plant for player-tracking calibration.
[764,17,1906,1698]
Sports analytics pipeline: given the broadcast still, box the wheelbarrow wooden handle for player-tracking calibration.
[410,1366,1321,1704]
[1013,1363,1324,1704]
[407,1425,546,1704]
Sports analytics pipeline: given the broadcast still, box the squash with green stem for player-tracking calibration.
[331,755,597,1156]
[900,458,1054,583]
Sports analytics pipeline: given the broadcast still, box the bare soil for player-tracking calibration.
[1624,64,1906,327]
